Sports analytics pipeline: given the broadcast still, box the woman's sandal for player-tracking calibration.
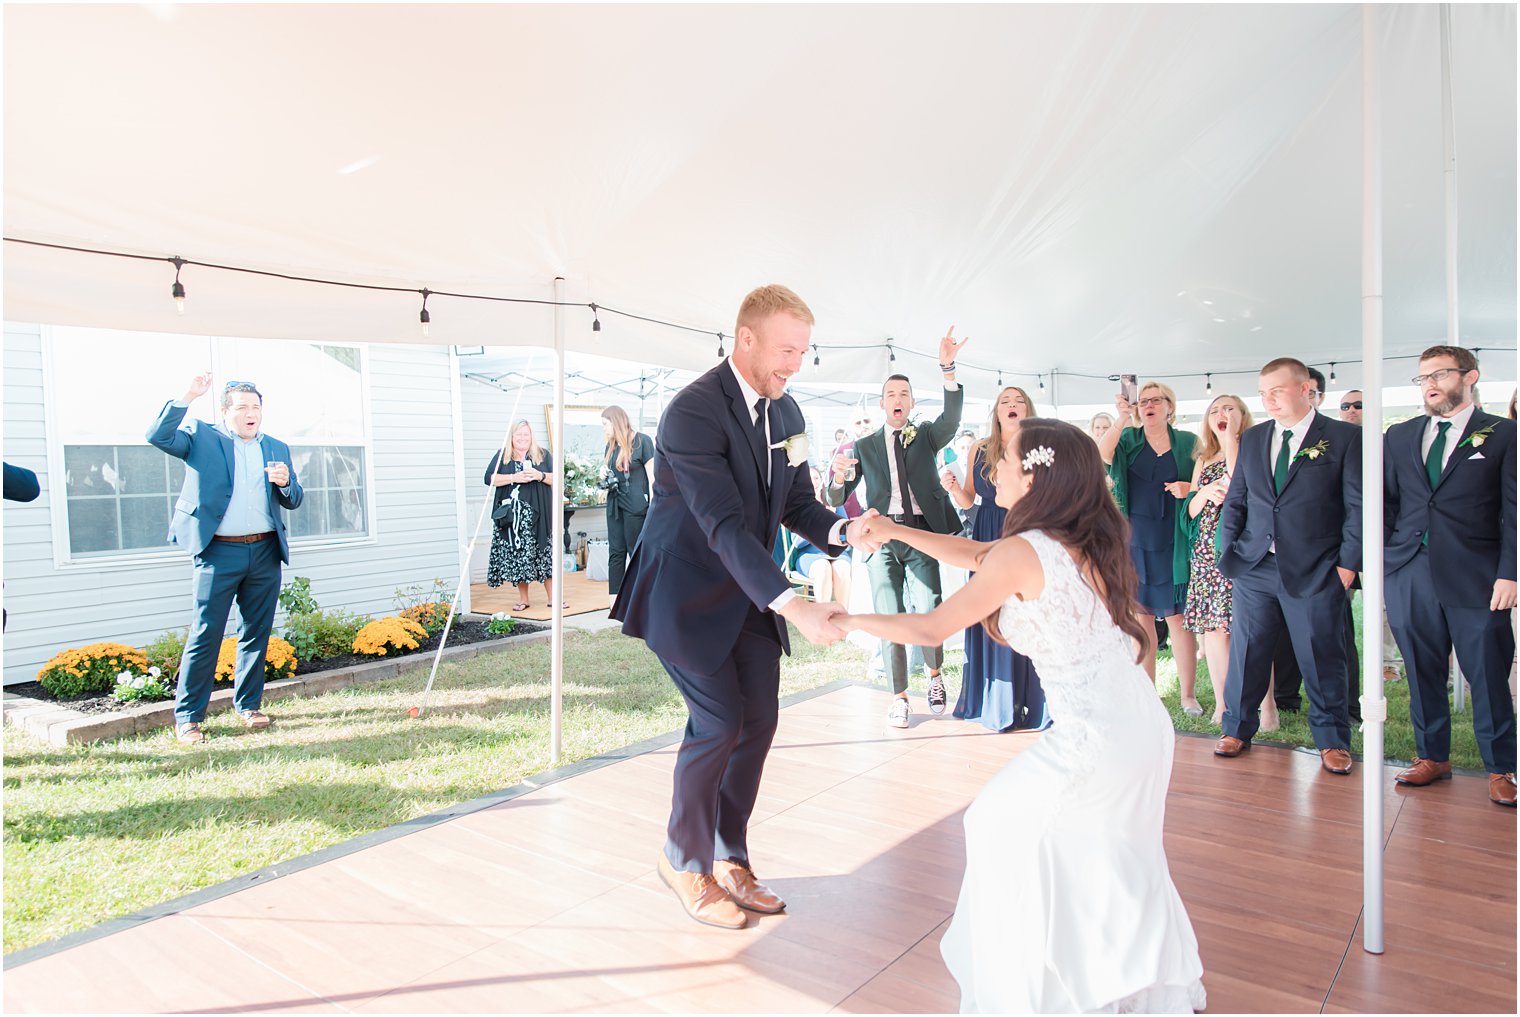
[511,602,529,612]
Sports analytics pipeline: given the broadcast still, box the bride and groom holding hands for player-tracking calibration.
[611,284,1204,1012]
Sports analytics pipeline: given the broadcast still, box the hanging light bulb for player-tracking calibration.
[1205,373,1213,396]
[1329,362,1337,384]
[419,288,432,338]
[813,350,820,372]
[887,339,896,364]
[170,256,186,315]
[997,370,1003,387]
[716,333,725,358]
[590,303,601,332]
[1038,374,1046,391]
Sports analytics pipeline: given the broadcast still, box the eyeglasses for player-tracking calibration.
[1411,368,1466,386]
[1340,401,1363,411]
[1136,397,1166,408]
[223,381,262,399]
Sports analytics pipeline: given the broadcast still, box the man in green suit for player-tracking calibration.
[828,329,967,727]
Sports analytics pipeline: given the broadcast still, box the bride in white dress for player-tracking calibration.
[842,418,1205,1014]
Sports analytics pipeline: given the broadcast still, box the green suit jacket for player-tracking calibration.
[827,385,965,535]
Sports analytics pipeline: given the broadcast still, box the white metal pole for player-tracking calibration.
[1049,368,1061,419]
[1360,2,1387,956]
[1441,4,1469,715]
[551,278,566,765]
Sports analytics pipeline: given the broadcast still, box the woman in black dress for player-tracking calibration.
[600,405,655,605]
[485,419,562,611]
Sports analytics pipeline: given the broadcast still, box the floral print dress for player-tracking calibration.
[1182,458,1232,635]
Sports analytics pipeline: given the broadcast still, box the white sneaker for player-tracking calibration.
[886,697,910,729]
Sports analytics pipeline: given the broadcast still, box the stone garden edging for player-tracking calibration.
[2,621,557,747]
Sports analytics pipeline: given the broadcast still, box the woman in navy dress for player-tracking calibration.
[942,386,1048,732]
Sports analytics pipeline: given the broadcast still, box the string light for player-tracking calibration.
[1205,373,1213,396]
[1329,362,1337,383]
[813,350,820,372]
[170,256,186,315]
[590,303,601,332]
[887,338,896,364]
[1038,374,1045,391]
[716,333,725,358]
[419,288,431,338]
[997,370,1003,387]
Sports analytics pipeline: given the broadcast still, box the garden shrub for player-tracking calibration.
[37,643,150,698]
[353,616,428,657]
[214,636,299,683]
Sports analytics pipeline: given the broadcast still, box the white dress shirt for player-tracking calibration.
[1268,407,1317,553]
[883,424,926,518]
[1420,401,1476,474]
[727,360,846,612]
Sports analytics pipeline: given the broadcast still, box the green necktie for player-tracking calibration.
[1273,428,1294,493]
[1426,420,1451,489]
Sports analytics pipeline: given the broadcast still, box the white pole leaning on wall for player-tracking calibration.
[1360,2,1387,957]
[1441,3,1469,716]
[551,277,566,766]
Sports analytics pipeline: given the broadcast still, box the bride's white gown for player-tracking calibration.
[941,530,1206,1014]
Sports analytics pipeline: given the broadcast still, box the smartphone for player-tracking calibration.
[1119,374,1138,405]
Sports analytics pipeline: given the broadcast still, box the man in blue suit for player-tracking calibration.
[1383,346,1516,805]
[148,375,303,744]
[613,285,875,930]
[1214,357,1362,774]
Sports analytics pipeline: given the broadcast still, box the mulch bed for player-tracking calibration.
[7,620,548,717]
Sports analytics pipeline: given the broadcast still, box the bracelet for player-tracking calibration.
[939,362,955,372]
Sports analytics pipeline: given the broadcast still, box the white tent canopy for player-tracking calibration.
[4,4,1515,399]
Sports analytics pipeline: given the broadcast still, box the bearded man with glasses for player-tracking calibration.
[148,374,304,744]
[1384,346,1517,806]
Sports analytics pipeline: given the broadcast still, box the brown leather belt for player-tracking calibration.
[213,532,275,544]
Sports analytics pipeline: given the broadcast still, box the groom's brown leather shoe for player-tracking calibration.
[657,854,746,929]
[1489,773,1517,807]
[714,860,786,914]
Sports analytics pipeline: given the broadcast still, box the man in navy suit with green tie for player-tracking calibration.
[148,375,303,744]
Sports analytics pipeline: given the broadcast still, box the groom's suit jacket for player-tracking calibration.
[146,401,304,563]
[826,385,964,536]
[611,361,842,675]
[1217,411,1361,597]
[1384,409,1516,609]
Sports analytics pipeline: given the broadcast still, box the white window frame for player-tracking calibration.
[42,327,379,570]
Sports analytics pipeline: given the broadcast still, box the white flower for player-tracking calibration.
[115,672,133,685]
[148,666,162,678]
[132,676,146,689]
[770,433,811,467]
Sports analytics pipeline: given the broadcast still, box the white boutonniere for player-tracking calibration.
[770,432,810,467]
[1459,422,1497,449]
[1293,439,1329,463]
[901,421,920,447]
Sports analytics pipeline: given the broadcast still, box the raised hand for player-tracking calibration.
[940,468,962,495]
[182,372,213,404]
[938,326,969,366]
[1114,392,1136,423]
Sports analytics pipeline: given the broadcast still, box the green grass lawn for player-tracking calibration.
[2,626,867,953]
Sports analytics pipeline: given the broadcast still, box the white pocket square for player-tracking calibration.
[1469,452,1486,460]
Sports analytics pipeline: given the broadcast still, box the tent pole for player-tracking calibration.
[1360,2,1387,956]
[551,277,566,766]
[1049,368,1061,418]
[1441,3,1469,716]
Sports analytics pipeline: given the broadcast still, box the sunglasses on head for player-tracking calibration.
[1340,401,1362,411]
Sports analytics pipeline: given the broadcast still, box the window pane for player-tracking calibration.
[68,498,120,554]
[217,341,364,442]
[50,327,214,440]
[64,446,121,498]
[118,445,169,495]
[120,496,169,551]
[290,447,325,489]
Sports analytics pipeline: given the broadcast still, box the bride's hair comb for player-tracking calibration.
[1022,445,1055,471]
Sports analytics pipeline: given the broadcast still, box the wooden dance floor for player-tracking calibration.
[5,684,1514,1013]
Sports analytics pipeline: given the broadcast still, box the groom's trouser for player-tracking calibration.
[1222,554,1352,750]
[867,519,944,695]
[1387,547,1516,773]
[659,607,781,874]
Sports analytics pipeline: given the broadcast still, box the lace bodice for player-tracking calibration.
[999,531,1141,684]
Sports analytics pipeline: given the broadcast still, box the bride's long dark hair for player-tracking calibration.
[980,418,1150,663]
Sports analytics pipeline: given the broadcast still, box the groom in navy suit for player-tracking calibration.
[1215,357,1362,774]
[613,284,873,929]
[148,376,303,744]
[1383,346,1516,805]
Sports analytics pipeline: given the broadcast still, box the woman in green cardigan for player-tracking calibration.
[1097,381,1202,714]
